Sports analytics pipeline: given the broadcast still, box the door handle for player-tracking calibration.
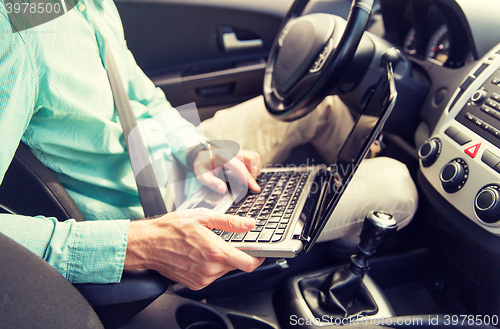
[222,32,263,52]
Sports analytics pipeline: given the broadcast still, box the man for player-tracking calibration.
[0,0,418,290]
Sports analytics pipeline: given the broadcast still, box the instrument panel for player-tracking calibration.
[383,0,476,68]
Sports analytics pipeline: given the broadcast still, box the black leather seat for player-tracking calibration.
[0,142,85,221]
[0,143,170,328]
[0,232,103,329]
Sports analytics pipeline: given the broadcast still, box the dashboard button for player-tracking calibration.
[472,89,488,104]
[460,76,475,90]
[492,128,500,138]
[444,126,459,138]
[418,138,441,167]
[486,99,499,109]
[481,105,494,115]
[444,127,471,145]
[454,132,472,146]
[473,63,489,77]
[482,150,500,169]
[440,159,469,193]
[476,189,498,212]
[475,185,500,224]
[464,143,481,158]
[492,93,500,102]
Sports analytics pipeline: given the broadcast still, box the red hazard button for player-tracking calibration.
[464,143,481,158]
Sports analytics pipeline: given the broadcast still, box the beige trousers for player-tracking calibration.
[198,96,418,242]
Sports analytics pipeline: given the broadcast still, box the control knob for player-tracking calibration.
[418,138,441,167]
[440,159,468,193]
[471,89,487,104]
[475,185,500,224]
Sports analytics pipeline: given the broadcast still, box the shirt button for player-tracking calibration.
[78,4,86,12]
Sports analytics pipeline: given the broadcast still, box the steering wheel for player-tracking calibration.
[264,0,374,121]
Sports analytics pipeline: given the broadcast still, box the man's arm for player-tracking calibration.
[0,7,129,284]
[124,208,264,290]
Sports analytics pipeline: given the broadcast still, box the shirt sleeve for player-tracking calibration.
[0,214,129,283]
[0,5,129,284]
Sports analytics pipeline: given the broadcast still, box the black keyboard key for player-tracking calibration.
[268,217,281,223]
[279,223,287,229]
[251,226,264,232]
[211,228,223,236]
[266,222,278,229]
[272,234,283,242]
[256,219,267,226]
[231,233,247,242]
[280,218,290,224]
[220,231,233,241]
[244,232,260,242]
[258,229,275,242]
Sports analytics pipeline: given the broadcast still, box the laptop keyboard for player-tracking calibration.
[211,170,310,243]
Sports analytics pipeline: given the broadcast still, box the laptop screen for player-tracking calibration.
[302,63,397,252]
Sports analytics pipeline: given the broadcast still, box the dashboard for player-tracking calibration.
[419,47,500,235]
[383,0,500,236]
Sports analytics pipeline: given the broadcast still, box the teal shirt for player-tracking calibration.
[0,0,204,283]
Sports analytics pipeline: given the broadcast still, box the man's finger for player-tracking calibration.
[198,171,227,194]
[243,151,262,178]
[222,158,260,193]
[200,214,256,233]
[217,155,247,183]
[223,246,265,273]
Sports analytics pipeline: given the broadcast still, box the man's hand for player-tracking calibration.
[193,149,262,194]
[124,209,265,290]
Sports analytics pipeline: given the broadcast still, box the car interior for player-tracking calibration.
[2,0,500,328]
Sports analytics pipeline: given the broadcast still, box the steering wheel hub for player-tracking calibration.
[264,0,374,121]
[274,14,335,95]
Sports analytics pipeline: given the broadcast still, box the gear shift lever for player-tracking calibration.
[350,211,398,277]
[299,211,397,319]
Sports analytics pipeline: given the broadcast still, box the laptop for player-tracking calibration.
[177,63,397,258]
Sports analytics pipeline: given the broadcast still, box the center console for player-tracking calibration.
[418,43,500,317]
[420,43,500,235]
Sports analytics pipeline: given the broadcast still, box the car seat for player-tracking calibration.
[0,142,170,328]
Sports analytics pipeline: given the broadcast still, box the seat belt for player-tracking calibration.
[104,44,167,218]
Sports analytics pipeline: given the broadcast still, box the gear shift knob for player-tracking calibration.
[358,210,398,253]
[350,211,398,276]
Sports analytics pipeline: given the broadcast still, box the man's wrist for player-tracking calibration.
[186,143,206,169]
[186,142,209,168]
[124,220,152,270]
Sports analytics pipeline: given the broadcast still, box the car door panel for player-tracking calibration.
[115,0,294,117]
